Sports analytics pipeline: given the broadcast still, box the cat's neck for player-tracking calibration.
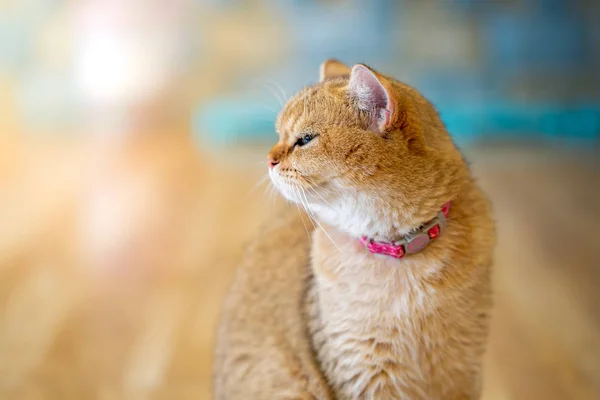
[310,218,448,297]
[309,180,488,288]
[305,181,494,400]
[309,185,460,244]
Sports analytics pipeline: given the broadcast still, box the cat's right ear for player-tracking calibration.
[319,59,351,82]
[348,65,420,147]
[347,64,396,134]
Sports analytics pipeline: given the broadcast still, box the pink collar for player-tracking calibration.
[360,202,451,258]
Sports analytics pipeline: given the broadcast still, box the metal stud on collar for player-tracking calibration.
[394,210,447,255]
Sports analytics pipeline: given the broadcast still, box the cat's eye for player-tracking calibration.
[295,134,316,148]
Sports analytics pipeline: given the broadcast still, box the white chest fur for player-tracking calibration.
[308,228,478,400]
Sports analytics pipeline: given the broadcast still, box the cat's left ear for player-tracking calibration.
[347,64,401,134]
[319,59,351,82]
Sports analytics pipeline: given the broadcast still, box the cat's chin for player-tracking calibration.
[310,203,406,242]
[269,172,296,203]
[275,186,296,203]
[270,175,411,241]
[269,174,324,208]
[311,202,422,242]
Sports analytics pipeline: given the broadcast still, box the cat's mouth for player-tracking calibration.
[269,167,306,204]
[269,167,330,209]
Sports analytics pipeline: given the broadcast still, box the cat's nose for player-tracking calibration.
[267,145,283,168]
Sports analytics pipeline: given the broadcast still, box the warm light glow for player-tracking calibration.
[72,1,177,106]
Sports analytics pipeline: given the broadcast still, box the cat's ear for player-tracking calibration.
[319,59,351,82]
[348,64,398,134]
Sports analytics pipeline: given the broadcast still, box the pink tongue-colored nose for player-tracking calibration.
[268,158,279,168]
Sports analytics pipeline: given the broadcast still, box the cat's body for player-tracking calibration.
[306,183,493,399]
[213,61,495,399]
[213,207,332,399]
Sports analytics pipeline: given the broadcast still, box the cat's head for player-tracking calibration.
[268,60,468,241]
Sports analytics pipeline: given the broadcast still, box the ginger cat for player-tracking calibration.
[213,60,495,399]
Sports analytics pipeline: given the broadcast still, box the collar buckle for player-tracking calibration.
[362,204,450,258]
[398,210,447,254]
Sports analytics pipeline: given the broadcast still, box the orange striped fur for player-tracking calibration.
[214,60,495,399]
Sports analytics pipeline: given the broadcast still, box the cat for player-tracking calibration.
[213,60,495,399]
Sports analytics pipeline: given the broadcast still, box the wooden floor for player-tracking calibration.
[0,134,598,399]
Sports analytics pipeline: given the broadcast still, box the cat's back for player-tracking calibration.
[213,206,332,400]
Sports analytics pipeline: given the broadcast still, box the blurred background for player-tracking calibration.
[0,0,598,399]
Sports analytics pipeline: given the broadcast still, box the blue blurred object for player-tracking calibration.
[438,102,600,144]
[193,98,278,146]
[193,0,600,148]
[0,0,65,75]
[17,70,79,132]
[0,17,31,74]
[194,98,600,148]
[482,8,588,75]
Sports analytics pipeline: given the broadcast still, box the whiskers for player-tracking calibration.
[291,181,342,253]
[290,182,313,244]
[264,80,288,109]
[255,169,342,252]
[244,173,279,208]
[301,177,337,212]
[265,183,277,206]
[249,78,290,111]
[245,174,270,200]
